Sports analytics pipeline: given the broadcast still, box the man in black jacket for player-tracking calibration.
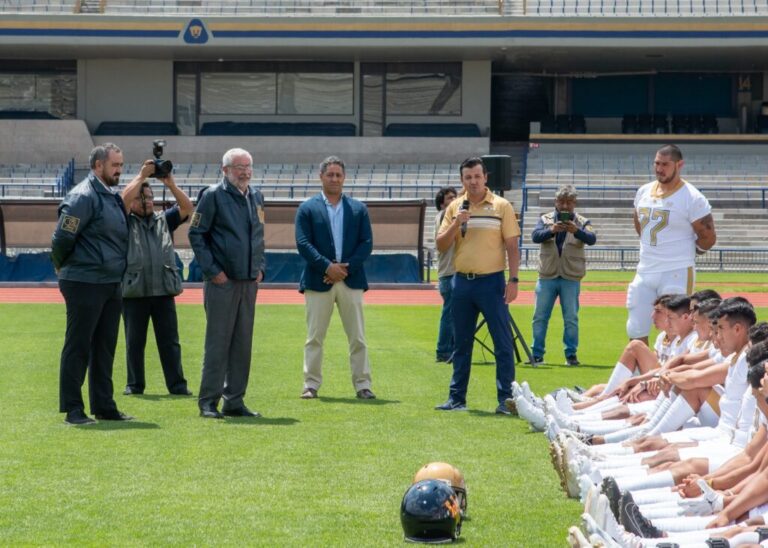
[188,147,266,419]
[51,143,143,425]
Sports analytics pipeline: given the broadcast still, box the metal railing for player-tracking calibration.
[100,0,505,16]
[520,245,768,271]
[523,184,768,210]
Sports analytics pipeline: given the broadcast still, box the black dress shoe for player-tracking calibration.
[169,388,193,396]
[222,406,261,418]
[64,409,96,426]
[356,389,376,400]
[123,387,143,395]
[200,407,224,419]
[95,411,134,421]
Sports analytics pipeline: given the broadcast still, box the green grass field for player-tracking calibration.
[0,302,760,546]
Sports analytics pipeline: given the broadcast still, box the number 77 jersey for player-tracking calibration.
[634,179,712,273]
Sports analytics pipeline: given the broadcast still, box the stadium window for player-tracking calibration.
[0,60,76,119]
[277,72,353,115]
[177,61,354,123]
[175,73,197,136]
[200,73,277,115]
[385,62,462,116]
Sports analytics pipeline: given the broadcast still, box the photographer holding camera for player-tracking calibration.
[120,142,193,396]
[529,184,596,366]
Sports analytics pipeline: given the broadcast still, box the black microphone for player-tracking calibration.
[460,199,469,237]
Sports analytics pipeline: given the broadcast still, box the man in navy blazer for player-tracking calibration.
[295,156,375,400]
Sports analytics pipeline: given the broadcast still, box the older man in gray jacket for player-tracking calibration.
[189,148,266,419]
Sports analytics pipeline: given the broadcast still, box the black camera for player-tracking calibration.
[152,139,173,179]
[557,211,574,223]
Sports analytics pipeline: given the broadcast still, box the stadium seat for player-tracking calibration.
[93,121,179,135]
[383,123,481,137]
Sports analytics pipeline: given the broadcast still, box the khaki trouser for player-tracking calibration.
[303,281,371,392]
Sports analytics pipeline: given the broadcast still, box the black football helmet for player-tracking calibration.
[413,462,467,516]
[400,479,462,543]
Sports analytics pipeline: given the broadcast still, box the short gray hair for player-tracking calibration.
[320,155,345,175]
[555,185,578,201]
[89,143,121,169]
[222,148,253,167]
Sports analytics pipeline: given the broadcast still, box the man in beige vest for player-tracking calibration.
[530,185,596,366]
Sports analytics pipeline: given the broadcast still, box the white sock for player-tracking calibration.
[600,363,634,396]
[651,515,717,533]
[578,419,631,436]
[646,396,695,436]
[615,469,674,491]
[591,442,635,456]
[632,487,681,505]
[643,396,672,428]
[583,396,621,413]
[602,424,647,444]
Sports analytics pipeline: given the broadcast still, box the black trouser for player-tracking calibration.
[58,280,122,415]
[122,296,188,394]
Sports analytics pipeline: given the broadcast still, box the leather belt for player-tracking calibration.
[455,272,498,280]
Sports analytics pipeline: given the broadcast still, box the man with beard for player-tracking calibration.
[52,143,139,425]
[627,144,717,344]
[120,169,193,396]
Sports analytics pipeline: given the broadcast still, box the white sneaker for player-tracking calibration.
[545,415,561,442]
[556,389,575,414]
[521,381,544,409]
[578,474,595,504]
[549,440,567,491]
[567,525,592,548]
[563,387,591,404]
[544,394,579,430]
[581,513,622,548]
[566,457,588,498]
[516,395,547,431]
[584,484,601,518]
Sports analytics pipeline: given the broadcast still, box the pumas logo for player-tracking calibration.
[183,18,209,44]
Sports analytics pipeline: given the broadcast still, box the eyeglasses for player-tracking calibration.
[229,164,253,171]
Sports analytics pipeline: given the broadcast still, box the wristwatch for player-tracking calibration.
[508,277,519,284]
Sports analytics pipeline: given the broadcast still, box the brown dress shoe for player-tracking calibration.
[356,388,376,400]
[300,387,318,399]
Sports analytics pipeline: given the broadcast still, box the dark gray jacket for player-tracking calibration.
[188,179,266,281]
[51,174,128,284]
[123,207,183,298]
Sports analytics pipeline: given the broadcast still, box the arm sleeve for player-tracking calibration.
[345,204,373,274]
[164,206,182,232]
[187,190,221,279]
[50,192,94,269]
[688,190,712,223]
[531,216,554,244]
[295,203,333,274]
[574,220,597,245]
[501,202,521,239]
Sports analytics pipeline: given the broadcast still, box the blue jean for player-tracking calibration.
[531,277,581,359]
[448,272,515,405]
[436,275,454,358]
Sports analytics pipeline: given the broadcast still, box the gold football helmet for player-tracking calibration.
[413,462,467,514]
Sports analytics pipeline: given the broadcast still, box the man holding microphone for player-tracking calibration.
[434,157,521,415]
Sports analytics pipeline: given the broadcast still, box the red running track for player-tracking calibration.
[3,287,765,306]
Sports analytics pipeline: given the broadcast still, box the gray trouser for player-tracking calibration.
[198,279,257,411]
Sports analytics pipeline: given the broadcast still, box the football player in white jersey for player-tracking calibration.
[627,144,717,344]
